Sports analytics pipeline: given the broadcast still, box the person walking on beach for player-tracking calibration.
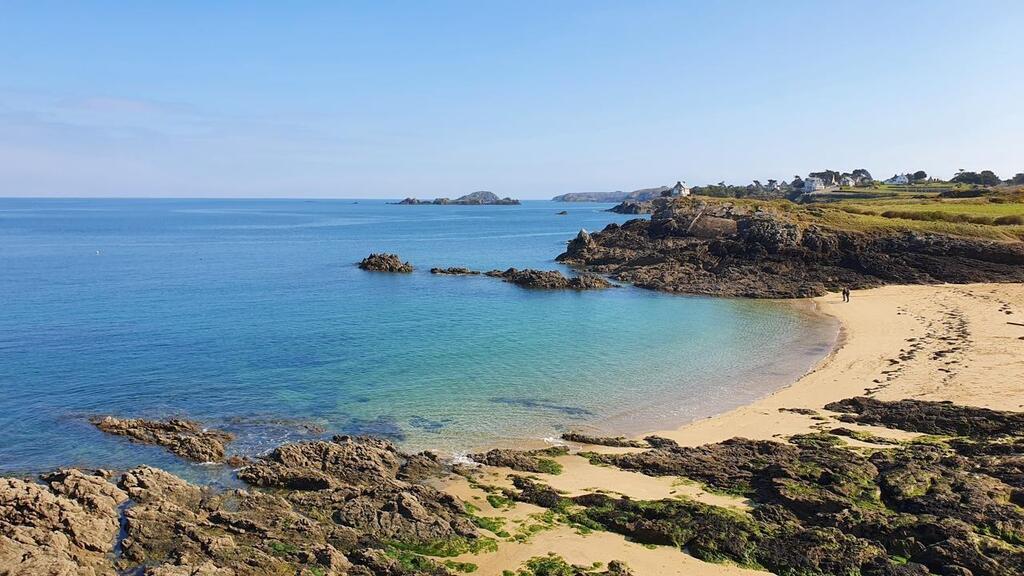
[842,287,851,302]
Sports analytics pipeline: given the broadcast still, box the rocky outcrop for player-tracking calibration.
[358,253,414,273]
[91,416,234,462]
[430,267,480,275]
[237,435,402,490]
[2,435,482,576]
[397,191,519,205]
[484,268,612,290]
[825,396,1024,437]
[514,397,1024,576]
[469,446,568,474]
[558,197,1024,298]
[0,469,127,575]
[560,432,649,448]
[607,200,653,214]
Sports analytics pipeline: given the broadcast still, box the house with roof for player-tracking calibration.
[884,174,910,185]
[803,177,827,193]
[669,181,691,197]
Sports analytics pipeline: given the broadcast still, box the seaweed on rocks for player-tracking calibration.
[507,397,1024,576]
[825,397,1024,437]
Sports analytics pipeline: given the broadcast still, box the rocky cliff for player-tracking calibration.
[558,197,1024,298]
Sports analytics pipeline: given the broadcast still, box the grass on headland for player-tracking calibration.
[695,195,1024,241]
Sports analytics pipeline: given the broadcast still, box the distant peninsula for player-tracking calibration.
[552,187,670,203]
[395,190,520,205]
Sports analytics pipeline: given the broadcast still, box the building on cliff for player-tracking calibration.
[668,181,691,197]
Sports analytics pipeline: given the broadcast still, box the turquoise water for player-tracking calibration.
[0,199,836,478]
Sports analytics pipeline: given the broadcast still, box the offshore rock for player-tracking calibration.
[429,267,480,275]
[358,253,414,273]
[92,416,234,462]
[484,268,612,290]
[397,191,520,205]
[608,200,653,214]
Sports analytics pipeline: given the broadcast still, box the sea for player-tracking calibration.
[0,198,838,482]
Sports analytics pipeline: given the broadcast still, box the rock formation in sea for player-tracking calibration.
[558,196,1024,298]
[358,253,414,273]
[607,200,654,214]
[91,416,234,462]
[396,191,520,205]
[484,267,613,290]
[429,267,480,275]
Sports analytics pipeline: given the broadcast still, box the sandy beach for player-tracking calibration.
[448,283,1024,575]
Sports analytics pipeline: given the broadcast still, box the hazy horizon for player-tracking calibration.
[2,1,1022,199]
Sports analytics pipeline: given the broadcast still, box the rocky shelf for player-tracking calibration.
[5,397,1021,575]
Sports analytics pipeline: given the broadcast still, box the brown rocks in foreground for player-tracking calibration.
[7,398,1023,575]
[91,416,234,462]
[484,267,613,290]
[514,397,1024,576]
[358,252,414,273]
[0,469,128,575]
[1,435,480,576]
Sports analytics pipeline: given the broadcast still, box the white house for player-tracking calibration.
[803,177,827,192]
[840,175,856,187]
[884,174,910,185]
[669,181,691,197]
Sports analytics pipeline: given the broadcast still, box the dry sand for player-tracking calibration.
[443,283,1024,575]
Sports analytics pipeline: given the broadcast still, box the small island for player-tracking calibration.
[395,191,520,205]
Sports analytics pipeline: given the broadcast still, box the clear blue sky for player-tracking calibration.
[1,1,1021,198]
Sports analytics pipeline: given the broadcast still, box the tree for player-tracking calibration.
[951,170,1001,186]
[912,170,928,182]
[808,170,841,185]
[851,168,873,182]
[1007,173,1024,185]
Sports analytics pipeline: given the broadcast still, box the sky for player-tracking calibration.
[1,1,1022,199]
